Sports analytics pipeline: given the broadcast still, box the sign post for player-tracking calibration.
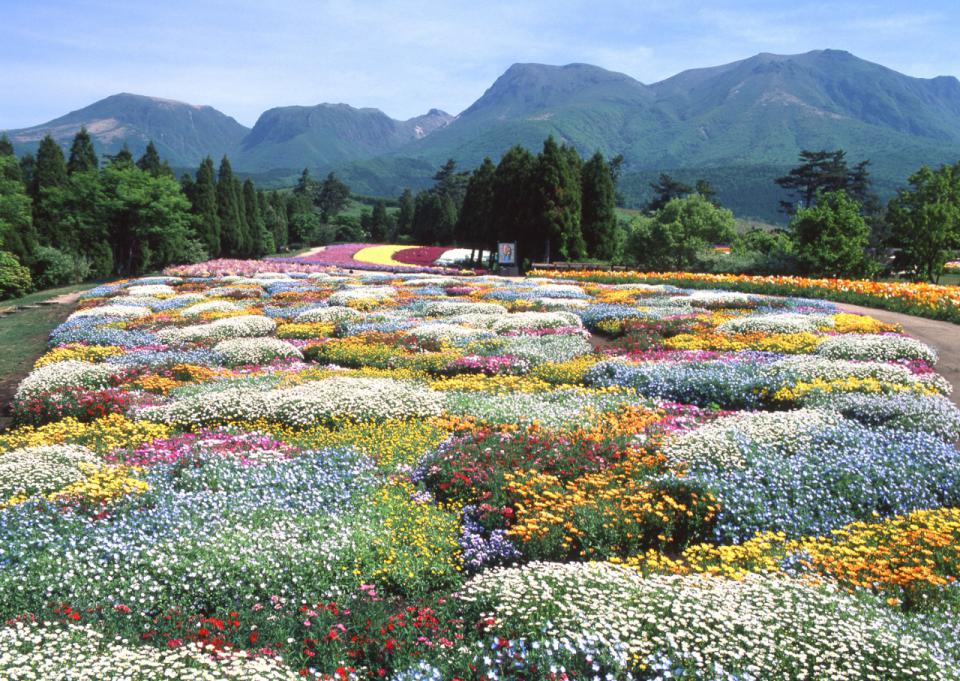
[497,242,519,276]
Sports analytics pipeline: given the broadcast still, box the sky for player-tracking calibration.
[2,0,959,129]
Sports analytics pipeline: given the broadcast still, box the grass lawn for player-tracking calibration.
[0,283,90,424]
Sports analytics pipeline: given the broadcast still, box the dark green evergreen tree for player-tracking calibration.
[314,172,350,222]
[67,127,98,174]
[137,141,164,176]
[776,150,851,213]
[268,192,289,250]
[216,156,243,256]
[32,135,69,243]
[108,144,135,168]
[243,179,272,255]
[647,173,693,212]
[396,188,415,237]
[492,145,537,266]
[533,136,585,261]
[368,200,391,241]
[234,177,251,256]
[192,157,220,257]
[580,152,619,260]
[0,135,13,157]
[456,158,497,259]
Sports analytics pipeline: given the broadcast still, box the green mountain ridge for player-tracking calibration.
[5,50,960,221]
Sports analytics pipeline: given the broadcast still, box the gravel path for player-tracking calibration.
[838,303,960,406]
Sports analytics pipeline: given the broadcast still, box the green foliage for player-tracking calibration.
[314,172,350,222]
[30,245,90,289]
[191,157,220,256]
[790,190,873,277]
[628,194,737,269]
[581,152,620,260]
[396,188,415,238]
[534,137,585,261]
[216,156,244,256]
[456,158,497,249]
[889,162,960,283]
[0,250,32,299]
[0,154,39,264]
[100,162,196,274]
[66,127,98,175]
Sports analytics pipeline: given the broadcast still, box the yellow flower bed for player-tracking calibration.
[352,245,419,267]
[664,331,824,354]
[277,322,335,339]
[51,463,149,503]
[0,415,170,454]
[772,376,943,402]
[831,312,900,334]
[622,508,960,610]
[295,418,450,470]
[35,344,124,367]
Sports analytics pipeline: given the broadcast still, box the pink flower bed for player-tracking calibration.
[391,246,449,266]
[293,243,368,265]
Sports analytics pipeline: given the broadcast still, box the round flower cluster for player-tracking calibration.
[816,333,939,364]
[0,444,101,501]
[14,360,115,399]
[68,303,153,320]
[157,315,276,344]
[212,337,303,366]
[180,300,246,317]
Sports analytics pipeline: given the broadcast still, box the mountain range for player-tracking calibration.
[6,49,960,222]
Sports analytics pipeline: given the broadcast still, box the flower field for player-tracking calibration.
[267,244,488,273]
[2,266,960,679]
[530,268,960,323]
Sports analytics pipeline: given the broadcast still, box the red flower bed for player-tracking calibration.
[391,246,448,267]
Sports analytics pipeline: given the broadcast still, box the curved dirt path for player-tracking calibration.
[837,303,960,406]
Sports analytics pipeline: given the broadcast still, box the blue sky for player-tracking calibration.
[2,0,958,129]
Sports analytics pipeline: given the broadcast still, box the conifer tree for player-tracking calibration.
[268,192,289,250]
[456,158,497,257]
[580,151,619,259]
[32,136,68,243]
[108,143,135,168]
[492,145,537,266]
[216,156,243,256]
[67,127,98,174]
[0,135,15,157]
[234,177,251,256]
[243,179,271,255]
[396,188,415,237]
[192,157,220,257]
[533,136,585,261]
[137,141,164,176]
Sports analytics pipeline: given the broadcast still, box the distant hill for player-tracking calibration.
[5,93,250,167]
[232,103,452,171]
[5,50,960,221]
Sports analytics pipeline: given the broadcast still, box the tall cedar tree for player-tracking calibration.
[492,145,537,266]
[243,179,271,256]
[32,136,68,244]
[369,200,391,241]
[456,158,497,258]
[233,177,251,256]
[137,142,168,177]
[67,127,98,174]
[396,188,415,237]
[268,192,289,250]
[580,152,618,260]
[534,136,585,261]
[192,158,221,257]
[0,135,14,157]
[109,144,135,168]
[216,157,244,256]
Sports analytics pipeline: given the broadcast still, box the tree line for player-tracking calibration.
[385,138,622,268]
[0,128,319,298]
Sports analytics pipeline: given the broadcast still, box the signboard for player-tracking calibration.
[498,242,517,265]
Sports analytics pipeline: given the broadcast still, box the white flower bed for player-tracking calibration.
[15,361,114,399]
[0,620,300,680]
[295,305,364,323]
[718,312,833,334]
[125,284,175,296]
[458,562,952,680]
[409,323,492,343]
[421,301,507,317]
[180,300,246,317]
[663,409,843,468]
[536,297,590,309]
[141,377,445,427]
[0,444,101,499]
[328,286,396,306]
[157,315,276,345]
[213,337,303,366]
[68,304,152,320]
[816,333,938,364]
[449,311,582,332]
